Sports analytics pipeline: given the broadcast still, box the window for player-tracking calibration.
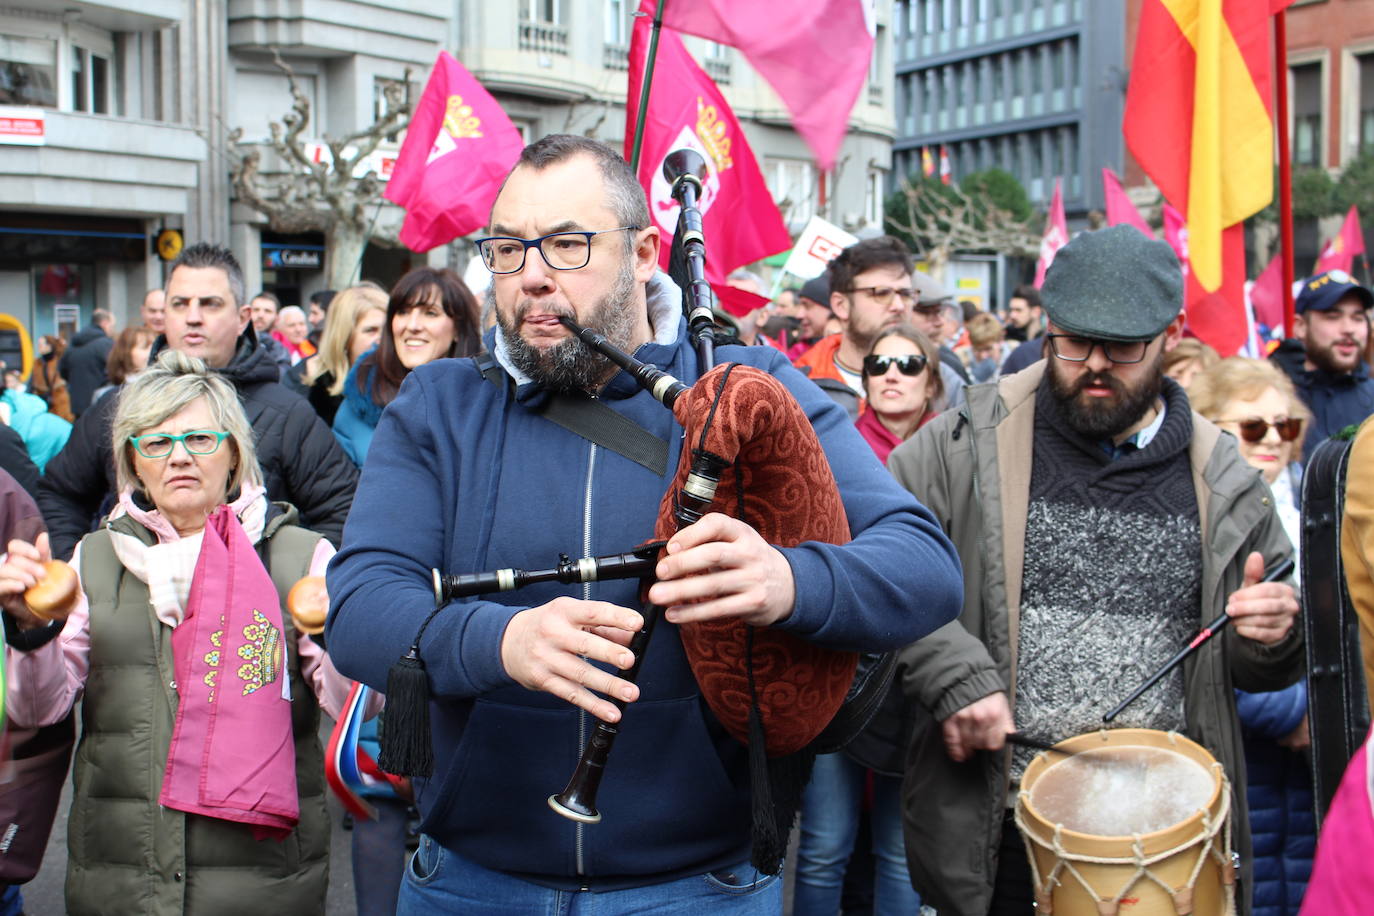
[374,78,409,142]
[0,34,57,107]
[1291,62,1322,168]
[865,169,885,227]
[1360,54,1374,155]
[765,158,817,226]
[71,46,110,114]
[522,0,562,24]
[605,0,628,45]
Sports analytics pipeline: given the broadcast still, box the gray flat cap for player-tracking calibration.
[914,271,951,304]
[1042,225,1183,342]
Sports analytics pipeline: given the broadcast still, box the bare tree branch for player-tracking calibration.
[228,46,415,285]
[884,175,1040,275]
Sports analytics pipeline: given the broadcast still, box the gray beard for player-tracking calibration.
[495,259,639,392]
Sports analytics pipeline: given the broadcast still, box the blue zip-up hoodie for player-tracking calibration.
[326,274,963,888]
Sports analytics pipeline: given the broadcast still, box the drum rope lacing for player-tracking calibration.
[1015,745,1238,916]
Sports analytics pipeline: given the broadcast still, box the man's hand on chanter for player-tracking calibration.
[501,597,644,723]
[648,512,796,628]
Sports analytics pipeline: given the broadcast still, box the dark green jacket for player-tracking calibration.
[65,506,329,916]
[888,362,1304,916]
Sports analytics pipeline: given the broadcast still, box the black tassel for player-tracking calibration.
[377,645,434,778]
[747,704,786,875]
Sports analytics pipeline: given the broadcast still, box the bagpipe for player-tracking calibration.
[377,149,892,874]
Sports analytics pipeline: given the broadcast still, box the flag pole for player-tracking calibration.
[1275,9,1296,338]
[629,0,668,172]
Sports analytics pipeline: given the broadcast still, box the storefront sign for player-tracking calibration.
[0,107,45,146]
[264,247,322,269]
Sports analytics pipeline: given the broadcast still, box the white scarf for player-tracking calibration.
[106,483,269,628]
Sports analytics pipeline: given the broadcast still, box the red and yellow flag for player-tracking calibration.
[1124,1,1288,293]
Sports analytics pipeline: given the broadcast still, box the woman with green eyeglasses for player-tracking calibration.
[0,349,351,915]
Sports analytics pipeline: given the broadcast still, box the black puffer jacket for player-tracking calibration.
[36,328,358,559]
[59,325,113,417]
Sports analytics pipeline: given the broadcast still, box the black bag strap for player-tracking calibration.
[473,353,668,476]
[1302,433,1370,826]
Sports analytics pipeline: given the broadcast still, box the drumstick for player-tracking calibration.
[1103,556,1296,723]
[1006,732,1073,755]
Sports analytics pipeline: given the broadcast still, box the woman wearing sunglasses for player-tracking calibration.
[794,323,943,916]
[1190,356,1315,916]
[0,350,349,915]
[852,324,945,463]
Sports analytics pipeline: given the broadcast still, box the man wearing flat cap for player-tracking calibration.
[1269,268,1374,457]
[888,225,1302,915]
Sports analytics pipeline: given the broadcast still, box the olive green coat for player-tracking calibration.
[65,507,329,916]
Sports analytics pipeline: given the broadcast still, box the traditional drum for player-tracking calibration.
[1015,729,1235,916]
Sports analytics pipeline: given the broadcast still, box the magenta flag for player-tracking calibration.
[1314,205,1365,275]
[1250,254,1285,331]
[627,10,791,316]
[657,0,874,171]
[1033,179,1067,289]
[1102,168,1152,237]
[385,52,524,252]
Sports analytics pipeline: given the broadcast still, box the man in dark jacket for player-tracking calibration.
[37,243,357,559]
[326,134,963,914]
[1269,269,1374,457]
[0,424,40,503]
[59,309,115,417]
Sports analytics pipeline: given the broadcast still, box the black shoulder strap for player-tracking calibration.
[471,353,668,476]
[1302,434,1370,826]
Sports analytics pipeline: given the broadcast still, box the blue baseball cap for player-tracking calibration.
[1295,270,1374,314]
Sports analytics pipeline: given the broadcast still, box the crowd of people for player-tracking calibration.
[0,132,1370,916]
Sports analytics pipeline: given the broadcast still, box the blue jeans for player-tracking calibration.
[352,795,413,916]
[0,885,21,916]
[397,834,783,915]
[793,752,921,916]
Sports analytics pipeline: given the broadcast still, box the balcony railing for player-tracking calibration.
[704,57,732,84]
[519,21,570,56]
[603,43,629,71]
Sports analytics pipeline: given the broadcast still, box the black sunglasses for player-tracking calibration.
[863,354,929,377]
[1218,417,1304,443]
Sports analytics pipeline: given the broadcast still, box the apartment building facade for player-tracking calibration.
[0,0,894,337]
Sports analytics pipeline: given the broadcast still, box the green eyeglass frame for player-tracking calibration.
[129,430,230,459]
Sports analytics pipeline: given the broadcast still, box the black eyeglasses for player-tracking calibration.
[863,354,929,377]
[845,286,918,307]
[1216,416,1304,443]
[1045,333,1149,365]
[475,227,640,274]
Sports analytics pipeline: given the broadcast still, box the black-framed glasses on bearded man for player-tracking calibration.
[1045,333,1150,365]
[844,286,918,307]
[1216,416,1304,443]
[129,430,231,459]
[475,227,641,274]
[862,354,929,377]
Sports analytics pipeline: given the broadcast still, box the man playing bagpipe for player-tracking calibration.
[326,134,963,914]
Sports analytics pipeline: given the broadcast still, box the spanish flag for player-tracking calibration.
[1124,1,1290,353]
